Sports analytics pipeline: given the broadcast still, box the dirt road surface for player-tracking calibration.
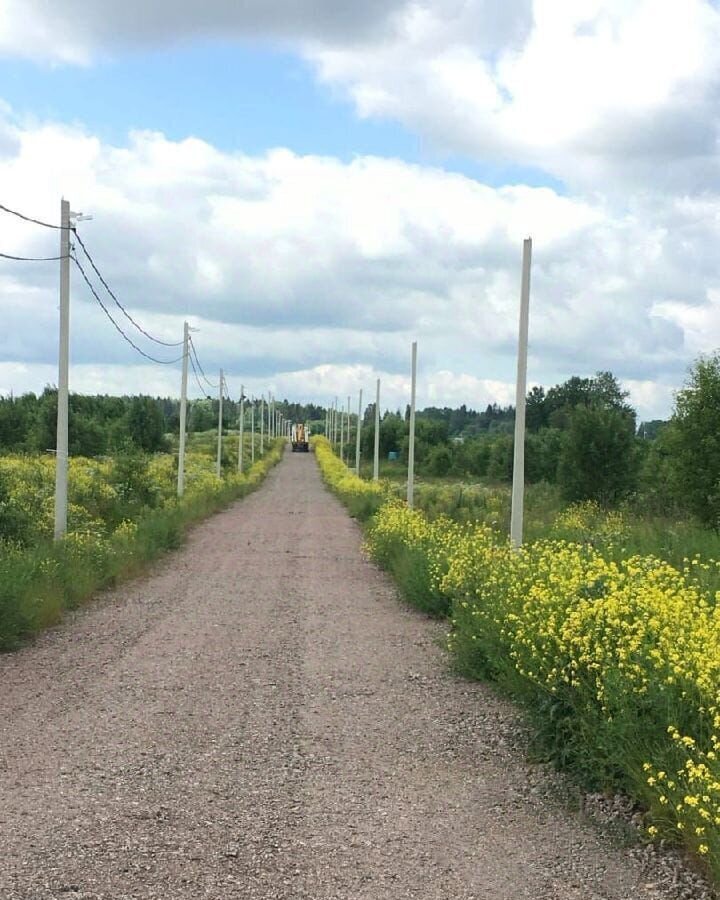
[0,450,700,899]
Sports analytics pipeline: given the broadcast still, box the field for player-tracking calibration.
[351,455,720,593]
[317,436,720,879]
[0,432,284,649]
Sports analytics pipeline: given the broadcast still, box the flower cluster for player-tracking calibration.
[0,439,285,649]
[313,437,388,520]
[359,493,720,876]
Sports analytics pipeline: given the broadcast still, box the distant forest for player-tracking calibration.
[0,372,663,458]
[0,388,327,456]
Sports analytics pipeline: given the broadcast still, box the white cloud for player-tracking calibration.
[309,0,720,192]
[1,109,718,421]
[2,1,720,196]
[623,379,678,423]
[0,0,408,64]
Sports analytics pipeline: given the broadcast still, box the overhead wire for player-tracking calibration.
[0,202,63,230]
[188,351,213,398]
[2,202,233,391]
[188,335,219,389]
[0,251,69,261]
[71,254,183,366]
[73,229,183,347]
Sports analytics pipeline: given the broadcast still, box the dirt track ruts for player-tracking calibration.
[0,449,693,899]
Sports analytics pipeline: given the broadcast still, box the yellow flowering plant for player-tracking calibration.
[317,440,720,879]
[0,439,285,649]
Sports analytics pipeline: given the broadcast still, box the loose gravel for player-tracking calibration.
[0,449,713,899]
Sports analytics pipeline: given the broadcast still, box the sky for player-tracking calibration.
[1,1,720,419]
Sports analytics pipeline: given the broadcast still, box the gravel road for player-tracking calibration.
[0,449,709,899]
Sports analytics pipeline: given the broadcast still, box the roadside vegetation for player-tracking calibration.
[0,433,284,649]
[315,351,720,883]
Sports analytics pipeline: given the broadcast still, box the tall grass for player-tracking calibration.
[0,439,284,650]
[317,441,720,882]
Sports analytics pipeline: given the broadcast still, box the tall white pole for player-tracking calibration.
[345,395,350,464]
[373,378,381,481]
[177,320,189,497]
[260,395,265,455]
[54,198,71,541]
[238,383,244,474]
[325,406,329,438]
[339,400,345,462]
[334,396,339,444]
[355,388,363,475]
[407,341,417,508]
[216,369,224,478]
[510,237,532,548]
[251,402,255,464]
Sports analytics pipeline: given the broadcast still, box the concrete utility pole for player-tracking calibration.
[54,199,71,541]
[334,396,339,444]
[373,378,381,481]
[339,400,345,462]
[177,320,189,497]
[407,342,417,508]
[324,406,329,438]
[237,384,244,474]
[251,402,255,464]
[510,238,532,548]
[216,369,224,478]
[260,395,265,455]
[346,395,351,465]
[355,388,363,475]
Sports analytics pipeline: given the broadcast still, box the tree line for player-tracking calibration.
[0,388,325,457]
[5,354,720,528]
[360,357,720,528]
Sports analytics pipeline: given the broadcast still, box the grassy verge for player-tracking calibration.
[314,436,720,883]
[0,439,285,650]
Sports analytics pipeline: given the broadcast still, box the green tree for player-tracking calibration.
[525,428,563,483]
[557,405,638,504]
[525,386,548,432]
[487,433,513,482]
[125,397,166,452]
[666,354,720,526]
[545,372,634,430]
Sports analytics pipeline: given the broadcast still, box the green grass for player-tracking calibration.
[352,458,720,586]
[0,439,285,650]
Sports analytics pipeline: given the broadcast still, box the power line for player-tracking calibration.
[71,254,183,366]
[0,251,69,261]
[73,229,183,347]
[0,202,63,230]
[188,335,219,389]
[188,351,213,398]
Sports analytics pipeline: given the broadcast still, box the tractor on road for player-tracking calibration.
[291,423,310,452]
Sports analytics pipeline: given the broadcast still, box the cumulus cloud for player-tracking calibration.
[0,0,408,64]
[0,110,717,419]
[3,1,720,196]
[309,0,720,192]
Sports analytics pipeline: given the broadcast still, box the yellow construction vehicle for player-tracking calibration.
[291,423,309,452]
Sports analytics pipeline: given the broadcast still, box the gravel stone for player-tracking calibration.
[0,449,713,899]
